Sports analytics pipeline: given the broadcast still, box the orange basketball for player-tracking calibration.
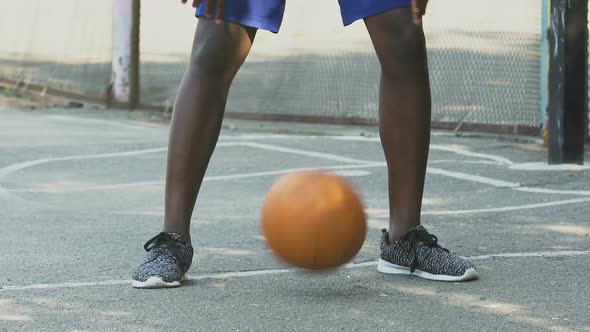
[261,171,367,270]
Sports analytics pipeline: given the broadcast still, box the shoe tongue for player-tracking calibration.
[398,225,430,243]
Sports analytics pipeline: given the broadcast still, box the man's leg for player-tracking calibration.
[164,20,257,240]
[363,8,477,281]
[132,19,256,288]
[364,9,431,241]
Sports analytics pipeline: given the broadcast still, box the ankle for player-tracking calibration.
[388,223,420,242]
[162,227,191,241]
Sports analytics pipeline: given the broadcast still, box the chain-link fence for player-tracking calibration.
[0,0,553,135]
[0,1,113,100]
[138,0,542,134]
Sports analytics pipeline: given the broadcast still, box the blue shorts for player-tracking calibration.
[196,0,411,33]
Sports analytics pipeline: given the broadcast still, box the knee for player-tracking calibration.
[378,25,426,76]
[188,37,245,81]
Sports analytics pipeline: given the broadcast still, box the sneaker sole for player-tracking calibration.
[131,274,188,289]
[377,259,479,282]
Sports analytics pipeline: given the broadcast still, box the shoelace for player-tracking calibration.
[403,228,449,274]
[143,232,174,252]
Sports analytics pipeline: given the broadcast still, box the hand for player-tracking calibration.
[181,0,225,24]
[411,0,428,25]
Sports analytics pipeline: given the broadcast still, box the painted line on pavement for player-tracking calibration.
[2,250,589,292]
[371,197,590,218]
[7,163,386,193]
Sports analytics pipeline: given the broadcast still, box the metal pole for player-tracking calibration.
[541,0,551,143]
[548,0,587,165]
[129,0,140,109]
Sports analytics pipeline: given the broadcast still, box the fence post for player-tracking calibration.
[129,0,140,109]
[112,0,140,109]
[541,0,550,143]
[547,0,588,164]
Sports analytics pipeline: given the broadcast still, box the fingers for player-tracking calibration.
[420,0,428,16]
[411,0,422,25]
[215,0,224,24]
[205,0,214,18]
[190,0,223,23]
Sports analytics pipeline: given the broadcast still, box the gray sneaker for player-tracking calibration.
[378,226,478,282]
[132,232,194,289]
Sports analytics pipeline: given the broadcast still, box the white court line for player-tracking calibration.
[15,161,528,194]
[427,167,520,188]
[1,250,588,292]
[370,197,590,217]
[116,196,590,218]
[515,187,590,196]
[204,163,383,181]
[326,136,513,165]
[237,142,376,164]
[217,133,451,142]
[267,135,586,173]
[117,196,590,219]
[0,138,380,193]
[0,143,238,179]
[350,250,590,267]
[430,145,514,165]
[428,160,501,165]
[509,162,590,171]
[219,134,301,140]
[0,138,527,194]
[5,157,588,197]
[9,181,165,193]
[45,115,162,130]
[0,141,371,181]
[0,163,523,193]
[108,211,165,216]
[8,163,386,193]
[2,138,588,198]
[466,250,590,260]
[422,196,590,214]
[0,148,166,179]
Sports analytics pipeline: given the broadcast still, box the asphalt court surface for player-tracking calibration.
[0,107,589,331]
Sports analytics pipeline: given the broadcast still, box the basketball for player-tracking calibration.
[261,171,367,270]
